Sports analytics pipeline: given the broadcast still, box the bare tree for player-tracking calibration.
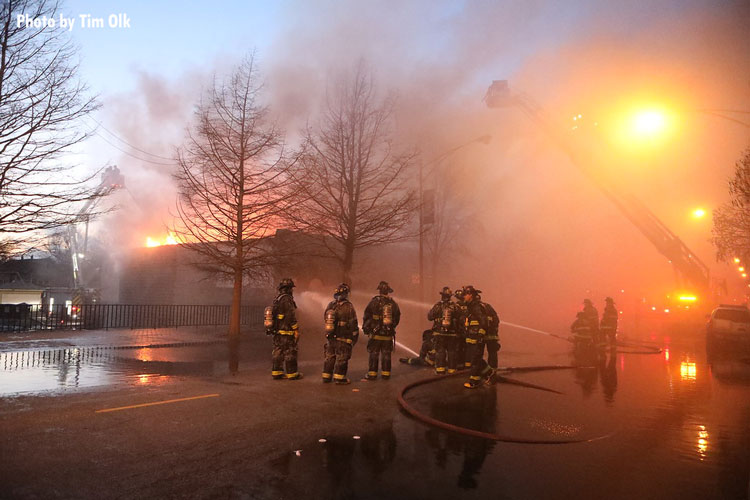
[712,148,750,263]
[286,64,417,282]
[0,0,101,251]
[170,56,291,337]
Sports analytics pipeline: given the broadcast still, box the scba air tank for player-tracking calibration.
[382,303,393,326]
[264,306,274,329]
[441,307,452,328]
[325,309,336,333]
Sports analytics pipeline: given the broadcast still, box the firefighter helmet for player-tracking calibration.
[377,280,393,294]
[440,286,453,299]
[583,298,593,305]
[278,278,295,291]
[454,287,465,300]
[463,285,482,297]
[334,283,351,299]
[605,296,614,303]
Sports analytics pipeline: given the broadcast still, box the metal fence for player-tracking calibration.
[0,303,264,332]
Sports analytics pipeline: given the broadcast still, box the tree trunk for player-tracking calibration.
[342,242,355,284]
[229,262,242,338]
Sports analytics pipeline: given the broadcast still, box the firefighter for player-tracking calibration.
[265,278,302,380]
[398,329,435,367]
[363,281,401,380]
[462,285,494,389]
[428,286,460,374]
[570,311,593,345]
[322,283,359,385]
[582,298,600,344]
[476,291,501,370]
[600,297,618,345]
[454,287,469,370]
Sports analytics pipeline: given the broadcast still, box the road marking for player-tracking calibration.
[95,394,220,413]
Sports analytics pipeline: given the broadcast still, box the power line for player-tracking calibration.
[88,126,175,166]
[87,118,176,162]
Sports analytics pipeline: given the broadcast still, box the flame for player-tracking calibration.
[145,232,179,247]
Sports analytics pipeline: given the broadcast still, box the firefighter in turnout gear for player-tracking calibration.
[266,278,302,380]
[454,287,469,370]
[570,311,593,345]
[476,291,501,370]
[428,287,461,374]
[582,298,600,344]
[363,281,401,380]
[462,285,494,389]
[322,283,360,384]
[600,297,618,345]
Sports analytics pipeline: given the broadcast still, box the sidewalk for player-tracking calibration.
[0,325,240,352]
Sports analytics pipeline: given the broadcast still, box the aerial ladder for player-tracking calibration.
[68,165,125,303]
[484,81,710,298]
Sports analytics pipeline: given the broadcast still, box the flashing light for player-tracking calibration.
[664,309,670,313]
[678,295,697,302]
[734,257,741,264]
[743,273,748,278]
[651,306,656,311]
[740,267,745,272]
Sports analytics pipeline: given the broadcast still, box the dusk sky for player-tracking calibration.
[45,0,750,314]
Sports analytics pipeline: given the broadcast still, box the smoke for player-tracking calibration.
[80,1,749,328]
[263,0,750,329]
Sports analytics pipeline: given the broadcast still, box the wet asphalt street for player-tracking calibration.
[1,322,749,499]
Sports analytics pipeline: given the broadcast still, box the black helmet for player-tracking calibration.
[463,285,482,298]
[377,280,393,294]
[454,287,465,300]
[278,278,295,291]
[583,298,593,306]
[334,283,351,299]
[440,286,453,299]
[605,297,614,303]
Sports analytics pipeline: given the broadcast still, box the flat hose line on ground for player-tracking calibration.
[397,367,615,444]
[499,320,662,355]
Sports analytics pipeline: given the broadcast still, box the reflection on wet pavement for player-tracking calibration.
[262,329,750,499]
[0,341,255,395]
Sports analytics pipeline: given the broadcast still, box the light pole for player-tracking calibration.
[418,134,491,302]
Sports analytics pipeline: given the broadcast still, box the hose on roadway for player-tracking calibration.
[397,366,615,445]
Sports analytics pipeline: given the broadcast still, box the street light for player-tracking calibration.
[418,134,491,302]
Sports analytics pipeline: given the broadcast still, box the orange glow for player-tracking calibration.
[692,208,706,218]
[146,233,179,248]
[697,425,708,458]
[680,362,696,381]
[739,267,745,272]
[734,257,741,264]
[678,295,697,302]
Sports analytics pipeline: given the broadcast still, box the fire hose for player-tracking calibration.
[397,366,615,444]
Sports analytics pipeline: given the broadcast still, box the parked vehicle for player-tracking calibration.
[706,304,750,346]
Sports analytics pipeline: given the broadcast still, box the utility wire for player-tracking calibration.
[88,126,175,166]
[89,118,175,161]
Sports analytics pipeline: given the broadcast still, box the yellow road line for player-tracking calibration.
[95,394,220,413]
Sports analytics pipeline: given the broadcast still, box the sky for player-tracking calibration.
[35,0,750,324]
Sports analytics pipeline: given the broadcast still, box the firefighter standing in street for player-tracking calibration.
[582,299,600,344]
[454,287,469,370]
[600,297,618,346]
[476,291,501,371]
[462,285,494,389]
[265,278,302,380]
[570,311,593,345]
[363,281,401,380]
[428,286,460,374]
[322,283,360,385]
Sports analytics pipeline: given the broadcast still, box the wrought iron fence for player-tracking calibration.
[0,303,264,332]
